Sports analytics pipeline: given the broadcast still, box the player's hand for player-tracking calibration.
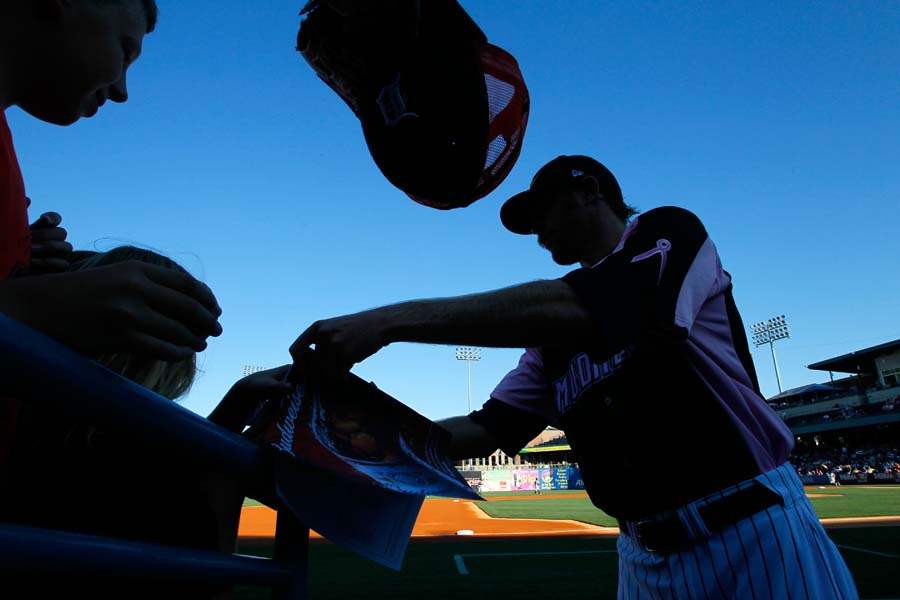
[28,211,73,274]
[0,260,223,361]
[209,365,293,432]
[290,310,391,375]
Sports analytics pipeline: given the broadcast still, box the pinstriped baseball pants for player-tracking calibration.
[616,463,859,599]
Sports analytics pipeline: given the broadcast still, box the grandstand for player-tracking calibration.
[771,338,900,431]
[775,338,900,485]
[455,338,900,488]
[456,426,570,469]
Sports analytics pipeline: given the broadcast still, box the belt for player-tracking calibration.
[618,480,783,554]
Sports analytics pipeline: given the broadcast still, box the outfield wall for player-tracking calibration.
[461,466,585,492]
[464,468,900,490]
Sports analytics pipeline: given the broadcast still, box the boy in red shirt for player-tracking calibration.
[0,1,223,464]
[0,0,222,371]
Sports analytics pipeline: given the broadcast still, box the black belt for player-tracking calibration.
[618,481,783,554]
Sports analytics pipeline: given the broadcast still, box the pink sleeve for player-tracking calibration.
[674,237,725,333]
[490,348,557,425]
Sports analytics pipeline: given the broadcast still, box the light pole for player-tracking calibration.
[751,315,790,394]
[242,364,266,378]
[455,346,482,413]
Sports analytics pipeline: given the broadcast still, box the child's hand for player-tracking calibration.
[208,365,293,433]
[231,365,293,403]
[28,211,73,274]
[0,260,223,360]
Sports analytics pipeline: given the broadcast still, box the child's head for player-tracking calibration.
[4,0,157,125]
[70,245,196,400]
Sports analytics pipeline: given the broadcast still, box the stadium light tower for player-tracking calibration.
[242,364,266,378]
[751,315,790,394]
[455,346,482,413]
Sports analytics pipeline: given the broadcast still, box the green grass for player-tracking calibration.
[479,489,587,498]
[234,485,900,598]
[477,495,618,527]
[234,526,900,599]
[475,486,900,526]
[806,485,900,518]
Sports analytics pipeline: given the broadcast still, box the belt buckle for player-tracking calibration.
[634,518,661,553]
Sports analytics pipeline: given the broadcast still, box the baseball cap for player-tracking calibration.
[298,0,530,210]
[500,155,623,234]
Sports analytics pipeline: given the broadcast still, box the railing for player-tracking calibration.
[0,314,309,598]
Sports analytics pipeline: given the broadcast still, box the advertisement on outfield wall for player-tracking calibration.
[801,475,830,485]
[513,468,539,490]
[832,472,899,484]
[537,468,555,490]
[567,465,585,489]
[459,470,482,489]
[554,465,569,489]
[481,469,514,492]
[462,465,900,488]
[458,465,589,491]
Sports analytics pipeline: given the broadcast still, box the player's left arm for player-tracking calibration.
[561,206,722,351]
[436,415,500,460]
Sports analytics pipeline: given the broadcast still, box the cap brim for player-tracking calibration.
[500,190,540,234]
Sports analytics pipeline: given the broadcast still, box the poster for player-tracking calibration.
[481,469,514,492]
[566,465,585,489]
[512,468,539,490]
[537,467,555,490]
[263,372,479,500]
[260,363,479,569]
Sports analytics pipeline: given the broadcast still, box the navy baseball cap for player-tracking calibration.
[500,155,623,234]
[298,0,530,210]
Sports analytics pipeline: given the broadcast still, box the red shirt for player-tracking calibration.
[0,110,30,473]
[0,110,30,278]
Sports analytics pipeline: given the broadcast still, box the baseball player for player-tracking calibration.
[292,155,858,599]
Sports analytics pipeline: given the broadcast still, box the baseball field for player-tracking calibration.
[235,486,900,599]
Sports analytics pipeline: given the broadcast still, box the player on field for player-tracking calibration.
[292,155,858,599]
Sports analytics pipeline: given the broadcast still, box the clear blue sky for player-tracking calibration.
[8,1,900,419]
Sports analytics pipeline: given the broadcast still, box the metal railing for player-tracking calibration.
[0,314,309,598]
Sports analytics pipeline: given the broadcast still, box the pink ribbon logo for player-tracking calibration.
[630,239,672,284]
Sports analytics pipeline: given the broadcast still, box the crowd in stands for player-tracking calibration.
[768,380,900,411]
[783,396,900,428]
[791,443,900,478]
[769,390,856,411]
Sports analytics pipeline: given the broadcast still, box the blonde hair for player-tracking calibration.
[70,246,197,400]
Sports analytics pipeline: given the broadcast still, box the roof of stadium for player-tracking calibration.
[519,436,571,454]
[808,338,900,373]
[768,382,835,401]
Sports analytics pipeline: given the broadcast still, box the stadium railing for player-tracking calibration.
[0,314,310,599]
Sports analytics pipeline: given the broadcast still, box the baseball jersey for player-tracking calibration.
[473,206,794,520]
